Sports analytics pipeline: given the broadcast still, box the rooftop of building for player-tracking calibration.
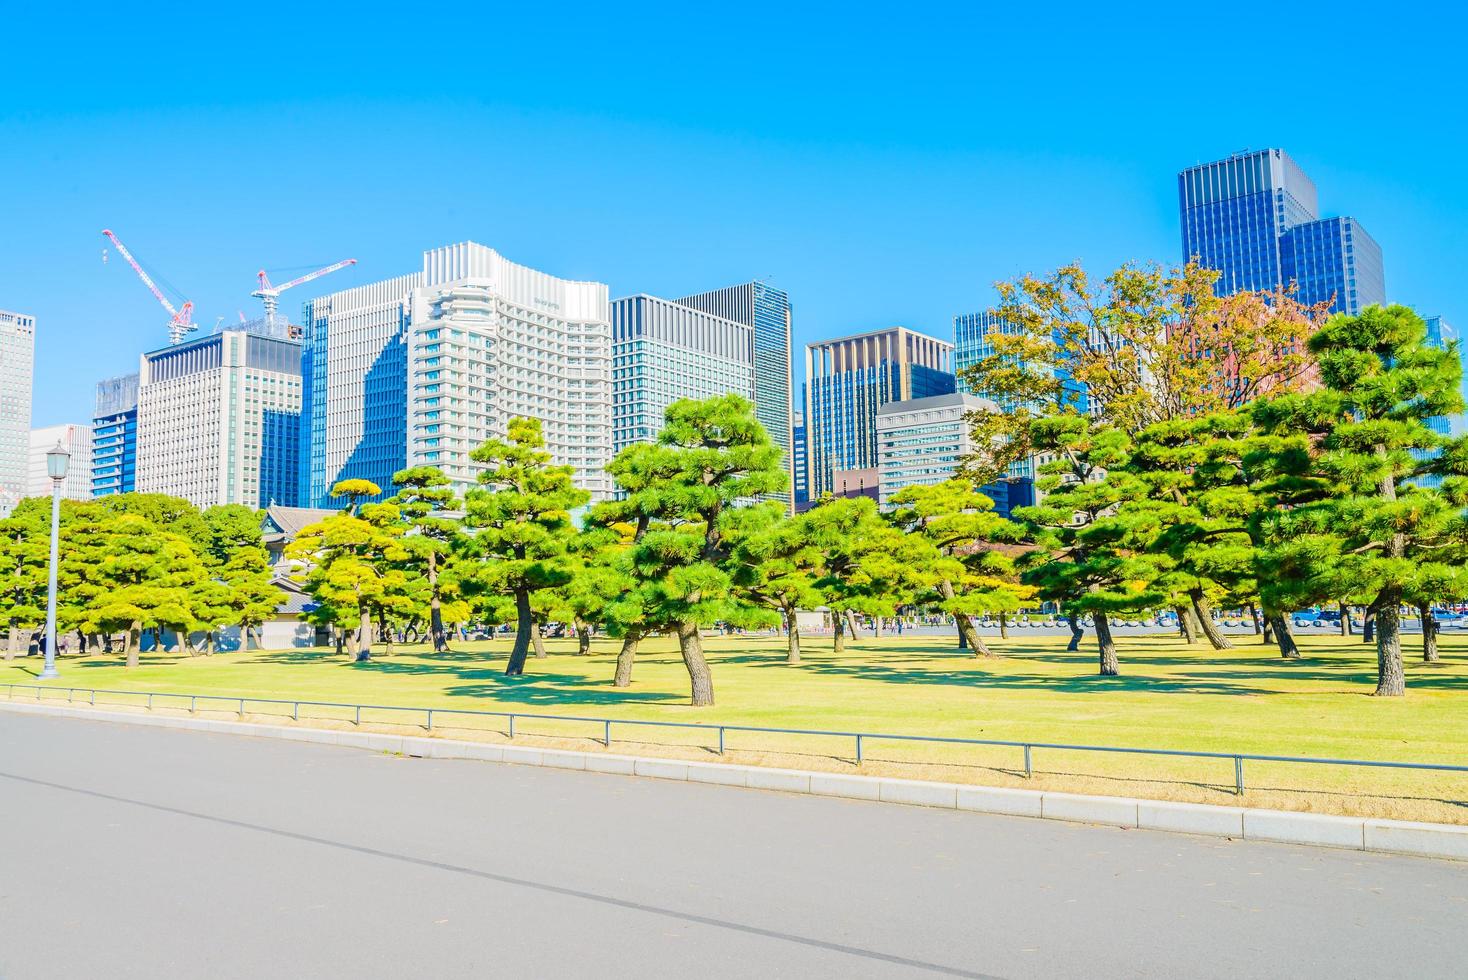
[805,325,952,350]
[877,391,997,415]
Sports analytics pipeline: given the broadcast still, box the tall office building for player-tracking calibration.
[92,373,139,497]
[28,424,92,501]
[804,327,954,498]
[954,311,1088,412]
[302,242,613,506]
[136,323,303,509]
[676,282,794,504]
[1424,315,1464,437]
[876,392,1024,517]
[791,410,808,506]
[1178,148,1385,314]
[610,294,754,452]
[0,309,35,516]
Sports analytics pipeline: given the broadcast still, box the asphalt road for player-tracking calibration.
[1,712,1464,979]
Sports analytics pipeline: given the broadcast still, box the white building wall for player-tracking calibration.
[876,392,994,506]
[28,424,93,500]
[0,310,35,516]
[406,243,613,499]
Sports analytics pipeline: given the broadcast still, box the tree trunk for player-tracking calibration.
[505,588,532,676]
[5,626,18,661]
[957,612,992,657]
[1262,615,1274,644]
[1094,611,1119,676]
[207,630,216,656]
[429,561,449,653]
[333,627,345,657]
[832,611,845,654]
[1174,605,1196,642]
[1340,602,1352,636]
[531,620,547,659]
[1189,590,1233,650]
[997,610,1009,639]
[1066,613,1084,652]
[844,607,861,640]
[126,622,140,669]
[1374,600,1405,696]
[1421,604,1439,663]
[577,624,592,656]
[1267,611,1299,659]
[1247,603,1262,635]
[613,633,640,687]
[783,608,801,664]
[1363,609,1375,643]
[676,620,714,706]
[356,604,373,662]
[873,615,883,639]
[381,614,394,657]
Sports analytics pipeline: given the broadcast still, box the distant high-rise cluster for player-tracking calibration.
[3,147,1441,519]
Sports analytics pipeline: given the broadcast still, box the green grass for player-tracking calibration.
[4,629,1466,822]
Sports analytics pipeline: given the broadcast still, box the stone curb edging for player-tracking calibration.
[5,699,1466,862]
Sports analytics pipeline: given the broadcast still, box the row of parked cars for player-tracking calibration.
[1290,608,1468,629]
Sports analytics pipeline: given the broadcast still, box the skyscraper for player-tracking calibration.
[302,242,614,506]
[1178,148,1385,314]
[136,323,303,509]
[876,392,1022,516]
[0,309,35,516]
[676,282,794,505]
[804,327,954,498]
[1423,315,1464,437]
[91,373,139,497]
[792,410,808,506]
[28,424,92,501]
[610,294,754,452]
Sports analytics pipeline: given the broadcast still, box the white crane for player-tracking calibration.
[101,229,197,345]
[251,258,357,323]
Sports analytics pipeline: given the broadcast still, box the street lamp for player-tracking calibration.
[39,440,70,680]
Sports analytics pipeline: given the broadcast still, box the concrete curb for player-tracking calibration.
[5,699,1466,862]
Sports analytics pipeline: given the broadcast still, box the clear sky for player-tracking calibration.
[4,1,1464,427]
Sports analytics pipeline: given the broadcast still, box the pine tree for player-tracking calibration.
[389,466,466,653]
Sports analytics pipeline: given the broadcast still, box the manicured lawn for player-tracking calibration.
[4,629,1466,822]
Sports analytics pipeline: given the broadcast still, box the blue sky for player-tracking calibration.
[4,1,1464,427]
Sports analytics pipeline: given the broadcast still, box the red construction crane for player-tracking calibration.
[251,258,357,322]
[101,229,197,345]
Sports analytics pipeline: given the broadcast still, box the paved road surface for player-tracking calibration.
[1,712,1464,978]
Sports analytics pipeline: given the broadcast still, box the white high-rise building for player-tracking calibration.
[0,309,35,516]
[136,323,303,509]
[28,424,93,501]
[303,242,613,505]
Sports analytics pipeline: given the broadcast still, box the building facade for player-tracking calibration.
[875,392,1024,518]
[610,294,754,453]
[136,325,303,509]
[1178,148,1385,314]
[805,327,954,499]
[28,424,93,501]
[91,373,139,497]
[302,242,614,506]
[676,282,794,505]
[0,309,35,516]
[792,410,808,506]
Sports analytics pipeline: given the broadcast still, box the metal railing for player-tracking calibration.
[4,681,1466,798]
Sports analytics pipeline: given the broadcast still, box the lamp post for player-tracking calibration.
[39,440,71,680]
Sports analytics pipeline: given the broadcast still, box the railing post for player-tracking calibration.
[604,719,611,747]
[718,726,725,755]
[190,695,196,713]
[856,733,864,765]
[147,693,153,710]
[1024,744,1033,778]
[354,705,361,726]
[426,709,433,732]
[239,698,245,717]
[508,714,515,740]
[1234,756,1245,795]
[293,702,299,722]
[68,688,73,703]
[89,690,95,706]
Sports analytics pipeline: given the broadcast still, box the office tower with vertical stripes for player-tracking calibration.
[0,309,35,516]
[804,327,954,498]
[676,282,794,504]
[91,373,139,497]
[1178,148,1385,314]
[610,294,754,452]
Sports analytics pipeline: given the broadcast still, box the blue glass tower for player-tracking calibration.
[1179,149,1385,314]
[91,373,138,497]
[792,409,808,506]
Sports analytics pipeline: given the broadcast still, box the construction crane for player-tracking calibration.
[101,229,197,345]
[251,258,357,323]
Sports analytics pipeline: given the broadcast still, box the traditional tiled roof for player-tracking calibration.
[270,574,318,616]
[261,505,336,542]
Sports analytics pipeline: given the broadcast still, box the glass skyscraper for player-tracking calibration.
[1178,148,1385,315]
[804,327,954,498]
[676,282,793,505]
[91,372,139,497]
